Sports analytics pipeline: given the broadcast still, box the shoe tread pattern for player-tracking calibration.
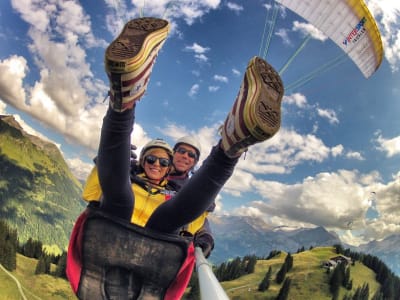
[254,57,284,134]
[107,17,168,61]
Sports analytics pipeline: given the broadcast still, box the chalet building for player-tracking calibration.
[322,255,352,270]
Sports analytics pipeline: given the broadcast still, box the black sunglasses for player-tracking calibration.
[175,147,197,159]
[144,155,170,167]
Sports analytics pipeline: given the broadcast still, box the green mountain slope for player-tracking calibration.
[0,115,86,253]
[220,247,380,300]
[0,253,76,299]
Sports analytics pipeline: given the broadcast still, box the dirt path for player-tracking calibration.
[0,263,28,300]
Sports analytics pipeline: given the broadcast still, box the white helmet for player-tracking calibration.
[174,135,201,160]
[139,139,174,166]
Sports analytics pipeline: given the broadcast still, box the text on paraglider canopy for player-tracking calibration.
[343,17,367,46]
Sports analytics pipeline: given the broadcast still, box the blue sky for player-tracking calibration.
[1,0,400,247]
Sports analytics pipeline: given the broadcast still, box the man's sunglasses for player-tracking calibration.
[175,147,198,159]
[144,155,170,167]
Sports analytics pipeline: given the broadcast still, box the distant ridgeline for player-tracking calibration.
[0,115,86,254]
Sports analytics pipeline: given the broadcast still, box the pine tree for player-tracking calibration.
[329,264,343,299]
[276,277,291,300]
[0,220,18,271]
[360,283,369,299]
[266,250,281,260]
[246,255,257,274]
[22,238,43,259]
[35,255,47,274]
[347,279,353,290]
[35,254,51,275]
[284,253,293,271]
[343,267,351,289]
[371,291,384,300]
[1,242,17,271]
[54,251,67,278]
[258,266,272,292]
[276,262,287,284]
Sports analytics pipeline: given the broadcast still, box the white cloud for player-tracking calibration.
[251,169,378,230]
[184,42,210,54]
[275,28,291,46]
[0,100,6,114]
[185,43,210,62]
[192,70,201,77]
[104,0,130,36]
[3,1,109,153]
[317,107,339,124]
[11,0,50,33]
[233,205,264,218]
[283,93,307,108]
[331,144,344,157]
[188,83,200,97]
[232,68,241,76]
[292,21,327,41]
[366,0,400,72]
[221,128,336,197]
[224,165,400,245]
[346,151,365,161]
[194,54,209,62]
[375,133,400,157]
[209,86,220,92]
[0,56,28,110]
[226,2,243,13]
[66,157,94,181]
[213,75,228,83]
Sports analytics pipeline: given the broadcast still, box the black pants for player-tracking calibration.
[97,107,238,233]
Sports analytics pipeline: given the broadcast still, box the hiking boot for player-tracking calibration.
[220,56,284,157]
[105,17,170,112]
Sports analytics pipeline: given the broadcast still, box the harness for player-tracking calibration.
[67,207,193,300]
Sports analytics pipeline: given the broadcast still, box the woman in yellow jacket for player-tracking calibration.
[81,139,208,236]
[67,138,210,299]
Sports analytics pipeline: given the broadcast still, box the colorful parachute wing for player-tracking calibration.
[276,0,384,78]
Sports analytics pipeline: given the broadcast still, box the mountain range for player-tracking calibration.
[0,114,399,276]
[208,214,342,262]
[207,214,400,276]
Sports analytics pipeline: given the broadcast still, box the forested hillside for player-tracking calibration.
[0,115,86,253]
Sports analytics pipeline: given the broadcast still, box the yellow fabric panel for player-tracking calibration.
[130,183,167,227]
[82,166,102,202]
[185,212,209,235]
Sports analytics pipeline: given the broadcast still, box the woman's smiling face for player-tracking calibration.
[143,148,171,183]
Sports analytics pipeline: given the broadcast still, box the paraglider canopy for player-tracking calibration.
[276,0,384,78]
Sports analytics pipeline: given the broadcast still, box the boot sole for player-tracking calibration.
[220,56,284,157]
[245,57,284,141]
[105,17,169,73]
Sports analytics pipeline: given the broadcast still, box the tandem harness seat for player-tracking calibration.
[67,207,193,300]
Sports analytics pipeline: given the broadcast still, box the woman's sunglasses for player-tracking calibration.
[175,147,198,159]
[144,155,170,167]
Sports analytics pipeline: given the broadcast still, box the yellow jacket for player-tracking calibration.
[82,166,207,235]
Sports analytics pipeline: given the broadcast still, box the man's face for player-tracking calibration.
[173,144,197,173]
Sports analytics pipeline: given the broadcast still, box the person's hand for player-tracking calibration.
[130,144,138,164]
[130,144,139,176]
[194,232,214,258]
